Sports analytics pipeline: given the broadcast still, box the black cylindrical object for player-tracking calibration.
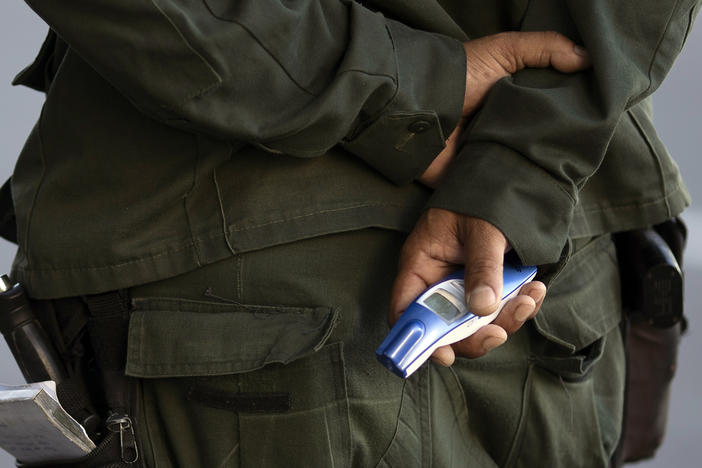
[616,228,683,328]
[0,275,67,383]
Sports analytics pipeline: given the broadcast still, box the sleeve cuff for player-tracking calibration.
[427,142,575,265]
[341,18,465,185]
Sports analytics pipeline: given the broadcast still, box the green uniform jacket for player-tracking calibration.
[10,0,696,298]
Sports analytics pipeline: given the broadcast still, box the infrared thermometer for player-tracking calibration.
[376,259,537,379]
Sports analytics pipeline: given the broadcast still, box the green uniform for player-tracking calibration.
[9,0,698,466]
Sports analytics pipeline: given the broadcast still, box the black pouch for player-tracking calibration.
[612,218,686,465]
[14,296,143,468]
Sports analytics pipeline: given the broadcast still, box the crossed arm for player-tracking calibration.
[391,0,699,364]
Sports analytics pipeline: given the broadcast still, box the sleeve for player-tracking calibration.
[23,0,466,184]
[427,0,701,265]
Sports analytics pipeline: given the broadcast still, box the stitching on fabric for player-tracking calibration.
[191,2,401,155]
[131,343,342,372]
[576,181,686,214]
[15,201,410,273]
[225,201,411,233]
[625,0,682,108]
[21,111,49,273]
[257,69,399,155]
[503,363,533,468]
[15,242,199,273]
[132,296,327,315]
[212,163,238,256]
[183,136,204,266]
[375,379,408,466]
[201,0,316,96]
[149,0,224,108]
[626,108,672,216]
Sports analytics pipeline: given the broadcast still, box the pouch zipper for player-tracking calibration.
[106,413,139,464]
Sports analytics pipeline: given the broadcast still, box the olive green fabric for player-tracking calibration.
[428,0,697,264]
[124,229,623,467]
[9,0,697,298]
[5,1,695,464]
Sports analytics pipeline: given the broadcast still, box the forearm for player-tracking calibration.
[26,0,465,183]
[429,0,701,265]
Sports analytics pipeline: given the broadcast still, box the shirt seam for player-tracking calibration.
[626,108,673,216]
[257,65,399,155]
[258,23,401,154]
[576,180,686,214]
[625,0,682,108]
[150,0,224,108]
[13,201,413,273]
[224,201,405,233]
[22,109,49,273]
[182,135,204,267]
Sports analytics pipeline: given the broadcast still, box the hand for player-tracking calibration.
[419,31,590,187]
[461,31,590,115]
[389,208,547,366]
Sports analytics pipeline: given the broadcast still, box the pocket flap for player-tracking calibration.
[534,235,622,353]
[126,297,339,378]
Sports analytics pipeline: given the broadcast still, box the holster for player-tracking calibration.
[612,218,686,466]
[15,293,142,468]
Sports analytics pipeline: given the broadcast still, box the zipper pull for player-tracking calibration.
[107,413,139,463]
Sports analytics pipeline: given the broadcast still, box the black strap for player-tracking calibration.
[83,290,142,465]
[83,291,131,412]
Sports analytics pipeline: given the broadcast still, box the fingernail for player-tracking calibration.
[573,45,589,57]
[467,285,497,311]
[529,289,546,305]
[514,304,532,322]
[482,336,505,352]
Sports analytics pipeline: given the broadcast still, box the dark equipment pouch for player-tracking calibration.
[616,223,685,328]
[9,294,143,468]
[612,218,687,466]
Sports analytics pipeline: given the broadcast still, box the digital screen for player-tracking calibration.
[424,290,464,323]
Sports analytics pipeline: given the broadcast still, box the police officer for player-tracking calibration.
[7,1,698,467]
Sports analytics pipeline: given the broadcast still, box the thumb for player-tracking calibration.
[460,218,509,316]
[500,30,591,74]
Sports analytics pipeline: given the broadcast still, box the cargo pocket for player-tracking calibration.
[506,235,626,468]
[531,234,622,380]
[125,297,349,468]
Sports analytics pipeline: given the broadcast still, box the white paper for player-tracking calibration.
[0,380,95,463]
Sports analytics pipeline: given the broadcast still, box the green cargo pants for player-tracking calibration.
[123,229,624,468]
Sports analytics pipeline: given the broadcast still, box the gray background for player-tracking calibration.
[1,4,700,467]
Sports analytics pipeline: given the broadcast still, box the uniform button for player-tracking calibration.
[407,120,433,133]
